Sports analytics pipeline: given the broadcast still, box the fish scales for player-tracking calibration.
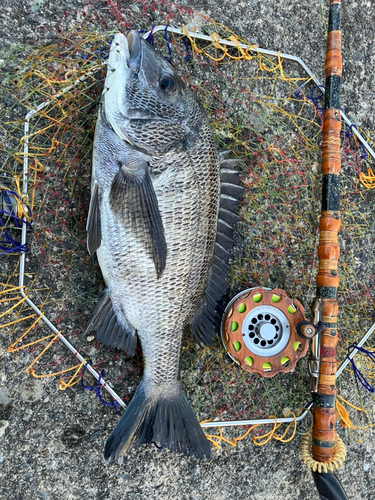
[97,122,219,382]
[85,30,241,460]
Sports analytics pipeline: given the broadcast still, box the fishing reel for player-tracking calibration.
[221,287,310,377]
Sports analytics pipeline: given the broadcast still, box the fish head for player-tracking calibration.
[103,31,204,155]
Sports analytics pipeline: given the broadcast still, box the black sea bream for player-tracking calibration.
[85,31,243,460]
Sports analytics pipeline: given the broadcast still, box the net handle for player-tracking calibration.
[312,0,342,463]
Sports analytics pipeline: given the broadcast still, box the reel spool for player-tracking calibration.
[221,287,309,378]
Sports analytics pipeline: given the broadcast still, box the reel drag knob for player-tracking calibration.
[296,320,319,339]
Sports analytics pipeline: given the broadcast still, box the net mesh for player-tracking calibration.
[1,0,374,444]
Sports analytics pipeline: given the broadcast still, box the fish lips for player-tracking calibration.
[107,31,139,71]
[105,31,153,116]
[109,30,142,73]
[103,32,145,144]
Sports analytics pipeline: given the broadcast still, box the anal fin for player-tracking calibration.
[85,292,137,356]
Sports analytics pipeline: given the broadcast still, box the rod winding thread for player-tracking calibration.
[301,430,346,473]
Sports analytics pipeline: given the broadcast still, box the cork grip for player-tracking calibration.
[312,0,342,463]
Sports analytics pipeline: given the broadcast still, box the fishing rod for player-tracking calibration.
[312,0,342,463]
[221,1,349,497]
[301,1,348,498]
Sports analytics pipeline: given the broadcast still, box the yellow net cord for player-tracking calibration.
[201,410,300,451]
[200,391,373,452]
[1,284,86,389]
[7,312,45,352]
[182,26,257,64]
[24,331,86,390]
[0,183,32,221]
[336,396,356,429]
[359,168,375,189]
[336,393,373,444]
[58,359,87,390]
[337,394,367,413]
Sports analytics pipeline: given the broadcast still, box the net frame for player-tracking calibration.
[10,25,374,430]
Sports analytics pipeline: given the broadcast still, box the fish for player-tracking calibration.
[85,30,243,461]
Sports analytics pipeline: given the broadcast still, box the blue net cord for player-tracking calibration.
[80,363,164,449]
[171,24,190,62]
[164,23,173,65]
[0,189,32,254]
[163,24,190,64]
[295,84,325,116]
[80,362,163,450]
[1,189,32,220]
[347,344,375,394]
[80,361,122,415]
[181,35,190,62]
[145,27,155,48]
[309,85,325,115]
[108,26,188,66]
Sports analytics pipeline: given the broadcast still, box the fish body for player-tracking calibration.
[86,31,242,460]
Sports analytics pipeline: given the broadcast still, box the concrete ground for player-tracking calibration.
[0,1,374,499]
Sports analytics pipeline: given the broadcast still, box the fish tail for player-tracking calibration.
[104,382,211,460]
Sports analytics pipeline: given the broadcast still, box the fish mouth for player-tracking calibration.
[110,30,142,73]
[104,31,145,147]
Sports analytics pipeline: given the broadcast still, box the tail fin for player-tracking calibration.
[104,383,211,460]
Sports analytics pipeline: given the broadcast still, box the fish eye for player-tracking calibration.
[159,74,176,94]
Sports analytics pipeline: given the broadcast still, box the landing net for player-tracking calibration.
[1,0,374,444]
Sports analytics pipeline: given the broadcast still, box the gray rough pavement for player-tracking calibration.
[0,1,374,499]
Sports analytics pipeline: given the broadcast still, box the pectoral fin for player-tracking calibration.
[86,181,101,255]
[110,159,167,277]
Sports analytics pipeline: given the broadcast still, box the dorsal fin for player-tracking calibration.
[218,150,230,160]
[220,169,240,184]
[221,183,244,198]
[219,194,238,212]
[190,157,244,346]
